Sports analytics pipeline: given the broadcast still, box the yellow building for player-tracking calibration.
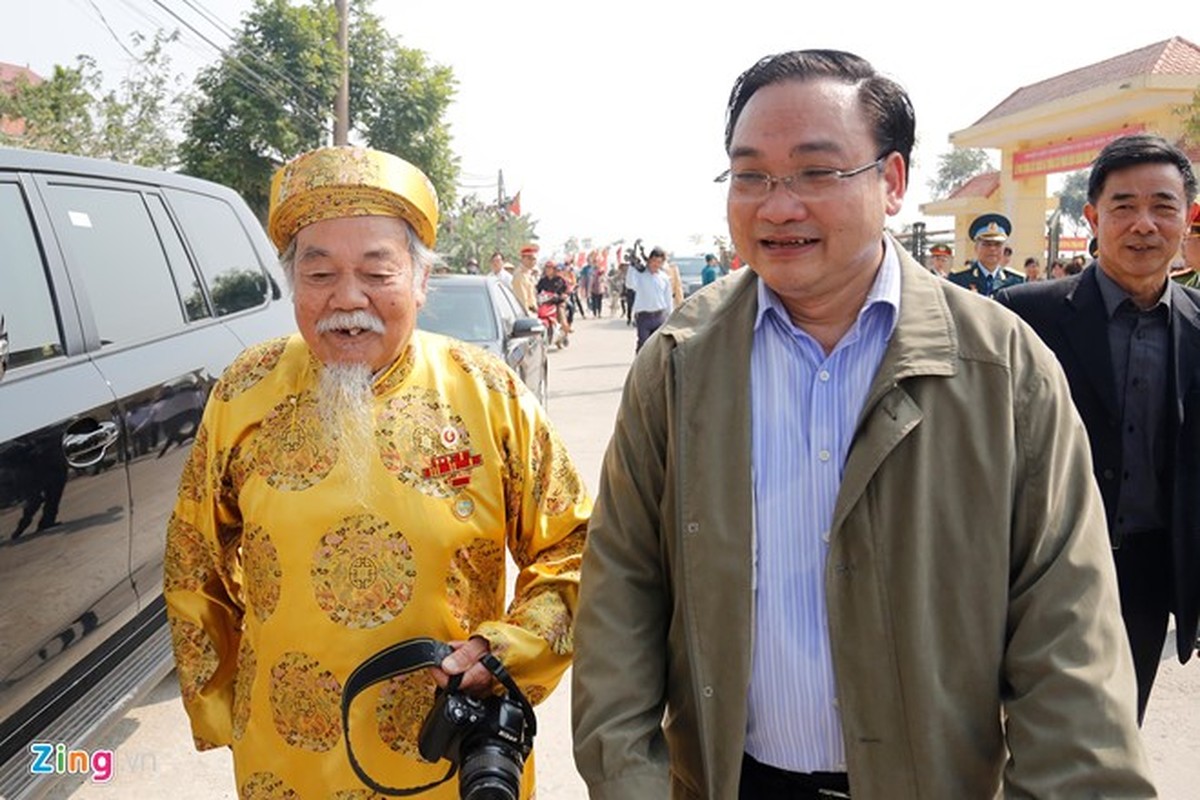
[921,36,1200,271]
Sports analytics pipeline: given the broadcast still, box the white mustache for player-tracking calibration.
[316,311,386,334]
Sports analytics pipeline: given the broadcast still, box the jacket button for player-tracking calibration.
[686,522,700,534]
[702,686,714,698]
[1102,468,1115,480]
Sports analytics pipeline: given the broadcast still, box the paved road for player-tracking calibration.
[48,312,1198,798]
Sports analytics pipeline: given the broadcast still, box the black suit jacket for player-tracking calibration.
[997,265,1200,662]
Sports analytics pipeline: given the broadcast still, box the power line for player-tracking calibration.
[145,0,329,130]
[175,0,328,112]
[83,0,140,62]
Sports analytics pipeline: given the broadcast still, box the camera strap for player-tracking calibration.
[341,637,457,796]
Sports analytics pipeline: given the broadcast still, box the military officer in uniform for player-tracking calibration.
[927,242,952,277]
[949,212,1024,297]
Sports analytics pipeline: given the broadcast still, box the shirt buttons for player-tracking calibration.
[818,449,831,462]
[818,369,831,382]
[821,530,831,543]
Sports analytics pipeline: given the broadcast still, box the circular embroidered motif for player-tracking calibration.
[242,524,282,622]
[530,424,584,516]
[232,635,256,741]
[172,619,218,704]
[449,344,521,398]
[375,670,437,758]
[446,538,504,631]
[376,388,471,498]
[268,651,343,752]
[240,771,299,800]
[250,390,337,492]
[216,337,289,402]
[176,423,208,503]
[311,514,417,629]
[164,515,211,593]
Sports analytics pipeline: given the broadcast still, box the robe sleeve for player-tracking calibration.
[162,388,246,750]
[473,398,591,704]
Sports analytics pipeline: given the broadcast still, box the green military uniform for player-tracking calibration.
[948,213,1024,298]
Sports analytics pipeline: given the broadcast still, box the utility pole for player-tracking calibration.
[497,169,506,253]
[334,0,350,145]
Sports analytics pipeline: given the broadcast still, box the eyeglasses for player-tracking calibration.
[714,155,888,200]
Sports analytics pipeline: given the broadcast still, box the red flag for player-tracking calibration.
[506,191,521,216]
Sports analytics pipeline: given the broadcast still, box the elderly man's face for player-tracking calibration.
[291,215,426,372]
[1084,162,1197,293]
[975,238,1004,270]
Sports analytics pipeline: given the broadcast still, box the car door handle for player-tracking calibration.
[63,420,121,468]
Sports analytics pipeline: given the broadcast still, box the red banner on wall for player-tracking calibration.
[1013,125,1147,179]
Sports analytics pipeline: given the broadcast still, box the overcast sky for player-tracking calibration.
[4,1,1196,255]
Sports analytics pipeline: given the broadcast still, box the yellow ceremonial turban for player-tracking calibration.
[267,146,439,251]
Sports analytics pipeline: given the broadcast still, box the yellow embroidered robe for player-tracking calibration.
[164,332,590,799]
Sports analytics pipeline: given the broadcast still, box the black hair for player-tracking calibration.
[723,49,915,180]
[1087,133,1197,205]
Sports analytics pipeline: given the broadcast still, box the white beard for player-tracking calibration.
[317,362,376,506]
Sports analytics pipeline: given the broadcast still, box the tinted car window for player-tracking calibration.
[43,184,183,344]
[0,183,62,367]
[164,188,269,316]
[418,285,498,342]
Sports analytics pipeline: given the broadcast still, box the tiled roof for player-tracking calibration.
[0,62,42,92]
[1,63,43,137]
[973,37,1200,126]
[948,171,1000,200]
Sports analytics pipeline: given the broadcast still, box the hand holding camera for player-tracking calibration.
[342,636,537,800]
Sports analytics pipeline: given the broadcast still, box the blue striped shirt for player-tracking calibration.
[745,238,901,772]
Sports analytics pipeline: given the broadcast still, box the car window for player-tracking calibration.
[164,188,269,316]
[0,183,63,368]
[490,280,517,331]
[497,282,526,320]
[417,284,497,343]
[673,257,706,278]
[42,184,184,345]
[145,194,212,323]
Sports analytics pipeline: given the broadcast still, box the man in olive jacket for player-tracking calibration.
[572,49,1153,800]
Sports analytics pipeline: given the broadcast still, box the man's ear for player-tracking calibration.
[883,152,907,216]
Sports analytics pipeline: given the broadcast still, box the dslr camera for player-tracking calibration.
[418,675,534,799]
[342,637,537,800]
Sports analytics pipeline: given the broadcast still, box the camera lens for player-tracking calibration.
[459,745,523,800]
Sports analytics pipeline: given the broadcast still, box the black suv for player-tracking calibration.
[0,148,294,798]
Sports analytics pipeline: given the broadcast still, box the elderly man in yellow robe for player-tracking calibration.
[163,146,591,799]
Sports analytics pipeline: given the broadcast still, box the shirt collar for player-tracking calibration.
[1094,263,1172,319]
[754,236,901,339]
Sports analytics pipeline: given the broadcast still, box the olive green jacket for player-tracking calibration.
[573,247,1155,799]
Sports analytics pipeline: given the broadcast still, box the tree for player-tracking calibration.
[0,31,187,169]
[927,148,994,199]
[180,0,458,220]
[1175,86,1200,148]
[437,195,538,270]
[1055,170,1090,234]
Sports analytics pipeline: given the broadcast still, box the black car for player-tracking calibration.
[417,275,548,407]
[0,147,294,799]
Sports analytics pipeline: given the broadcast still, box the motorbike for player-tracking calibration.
[536,291,569,348]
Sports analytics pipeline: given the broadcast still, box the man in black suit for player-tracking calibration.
[997,133,1200,722]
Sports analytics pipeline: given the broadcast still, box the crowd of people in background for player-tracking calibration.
[456,243,735,352]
